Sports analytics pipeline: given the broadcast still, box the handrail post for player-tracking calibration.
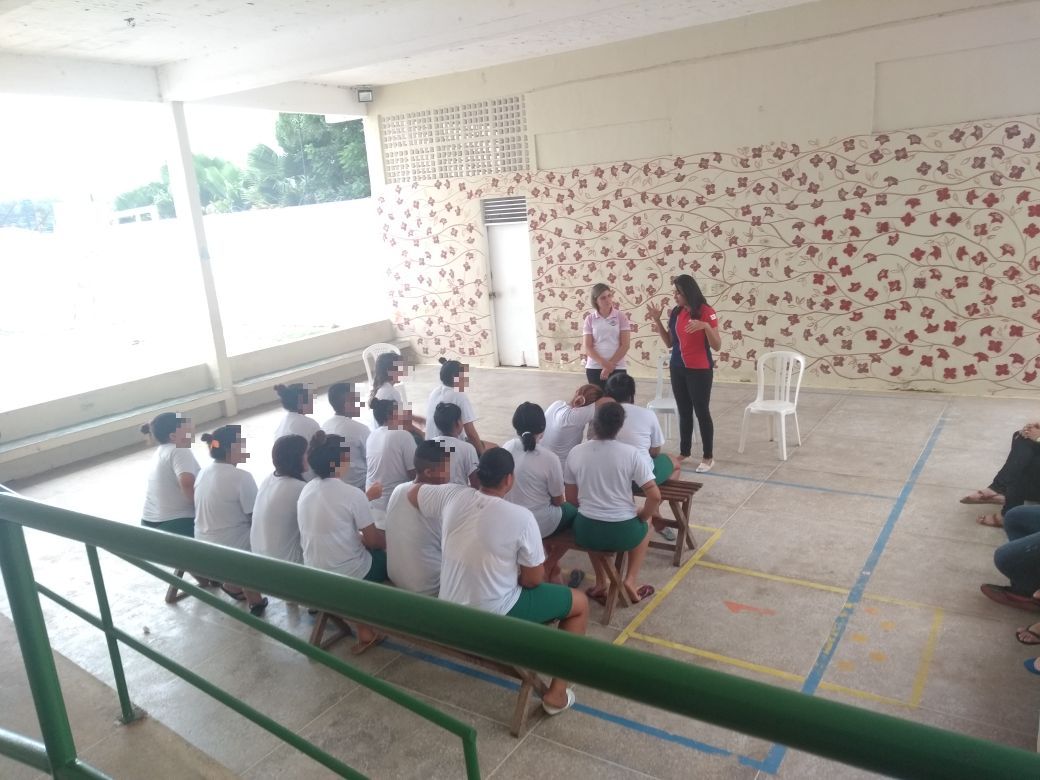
[0,519,81,773]
[85,546,139,724]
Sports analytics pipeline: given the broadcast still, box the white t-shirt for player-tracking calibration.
[433,435,479,487]
[142,443,200,523]
[385,481,451,595]
[541,400,597,469]
[250,473,306,564]
[194,462,258,549]
[503,438,565,537]
[616,403,666,472]
[274,412,321,480]
[375,382,406,407]
[419,484,545,615]
[366,427,417,512]
[583,307,633,369]
[321,415,371,490]
[298,477,376,580]
[564,439,653,522]
[426,385,477,438]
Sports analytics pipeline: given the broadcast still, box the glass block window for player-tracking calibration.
[380,95,529,183]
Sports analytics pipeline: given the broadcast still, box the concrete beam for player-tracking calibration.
[0,53,160,102]
[197,81,366,117]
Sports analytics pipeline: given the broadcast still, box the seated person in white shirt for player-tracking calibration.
[298,431,387,655]
[426,358,490,454]
[321,382,371,491]
[564,403,662,605]
[504,402,579,586]
[251,434,308,565]
[541,383,606,470]
[385,440,453,596]
[408,448,589,715]
[366,399,417,525]
[370,351,425,438]
[432,402,480,488]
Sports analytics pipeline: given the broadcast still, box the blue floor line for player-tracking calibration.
[759,415,948,775]
[693,470,898,501]
[384,641,767,768]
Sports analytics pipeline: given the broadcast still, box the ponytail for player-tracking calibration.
[511,402,545,453]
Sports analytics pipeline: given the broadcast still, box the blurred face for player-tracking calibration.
[300,393,314,415]
[595,289,613,312]
[228,437,249,465]
[455,369,468,392]
[389,360,403,383]
[674,287,687,307]
[172,420,194,447]
[333,450,350,478]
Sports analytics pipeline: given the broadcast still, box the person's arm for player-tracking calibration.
[468,471,480,489]
[462,422,485,455]
[606,329,631,368]
[636,481,662,522]
[705,323,722,351]
[564,483,579,506]
[648,446,661,458]
[365,482,383,501]
[583,333,608,367]
[647,302,672,347]
[177,473,195,503]
[550,494,564,507]
[518,563,545,589]
[361,523,386,550]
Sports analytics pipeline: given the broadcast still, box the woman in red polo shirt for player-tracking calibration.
[647,274,722,473]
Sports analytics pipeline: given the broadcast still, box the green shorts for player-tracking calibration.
[507,583,573,624]
[364,549,388,582]
[652,453,674,484]
[141,517,195,537]
[574,513,648,552]
[547,502,579,537]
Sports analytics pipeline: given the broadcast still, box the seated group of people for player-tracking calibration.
[962,420,1040,674]
[139,354,685,715]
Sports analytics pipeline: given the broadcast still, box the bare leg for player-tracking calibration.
[544,541,567,584]
[542,590,589,709]
[622,531,653,602]
[587,553,610,593]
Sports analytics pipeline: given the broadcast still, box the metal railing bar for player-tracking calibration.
[84,546,137,725]
[33,583,366,780]
[5,493,1040,779]
[0,727,52,771]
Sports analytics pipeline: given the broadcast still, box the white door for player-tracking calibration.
[486,222,539,367]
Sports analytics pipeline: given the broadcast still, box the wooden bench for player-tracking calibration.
[636,478,702,567]
[309,611,550,737]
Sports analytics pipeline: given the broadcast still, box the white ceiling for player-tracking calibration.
[0,0,818,100]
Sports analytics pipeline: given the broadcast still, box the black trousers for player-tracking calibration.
[670,367,714,459]
[586,368,626,390]
[990,432,1040,513]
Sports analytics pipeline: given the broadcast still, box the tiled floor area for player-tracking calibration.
[2,364,1038,778]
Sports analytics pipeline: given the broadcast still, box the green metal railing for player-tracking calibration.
[1,490,1039,779]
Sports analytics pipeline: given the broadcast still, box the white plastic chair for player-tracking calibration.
[361,343,401,385]
[738,351,805,461]
[646,354,693,444]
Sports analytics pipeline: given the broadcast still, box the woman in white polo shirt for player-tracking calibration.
[194,424,267,615]
[564,403,662,605]
[321,382,371,491]
[298,431,387,655]
[273,383,320,479]
[370,351,426,438]
[541,383,605,470]
[425,358,489,454]
[583,283,633,389]
[409,448,589,715]
[250,434,308,565]
[366,399,417,525]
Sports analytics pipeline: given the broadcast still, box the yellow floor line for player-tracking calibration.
[818,682,910,708]
[690,523,721,533]
[863,593,935,611]
[613,528,723,646]
[908,608,944,707]
[628,631,804,683]
[693,561,849,595]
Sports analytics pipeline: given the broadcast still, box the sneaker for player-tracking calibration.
[657,527,677,543]
[695,459,714,473]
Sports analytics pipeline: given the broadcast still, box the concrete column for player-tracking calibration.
[164,101,237,416]
[362,114,386,190]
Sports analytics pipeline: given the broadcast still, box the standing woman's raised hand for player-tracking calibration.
[646,301,663,320]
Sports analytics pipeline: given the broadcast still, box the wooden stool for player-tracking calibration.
[165,570,191,604]
[635,479,702,566]
[309,611,354,649]
[552,530,631,624]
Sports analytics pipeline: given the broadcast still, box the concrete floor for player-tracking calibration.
[2,365,1038,778]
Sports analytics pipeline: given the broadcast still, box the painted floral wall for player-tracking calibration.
[378,114,1040,395]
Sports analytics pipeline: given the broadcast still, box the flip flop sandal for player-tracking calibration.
[980,584,1040,611]
[584,587,607,606]
[221,584,247,601]
[541,688,576,716]
[1017,627,1040,645]
[960,491,1004,505]
[248,597,269,616]
[351,634,386,656]
[976,514,1004,528]
[567,569,586,588]
[1024,659,1040,676]
[635,584,655,602]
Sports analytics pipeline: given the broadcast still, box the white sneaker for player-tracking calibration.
[542,688,576,716]
[695,459,714,473]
